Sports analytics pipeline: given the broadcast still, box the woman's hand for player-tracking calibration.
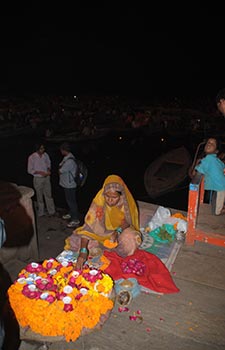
[76,253,87,270]
[111,231,119,243]
[76,239,89,270]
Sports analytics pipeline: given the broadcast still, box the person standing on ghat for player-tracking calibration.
[58,142,80,228]
[27,142,56,217]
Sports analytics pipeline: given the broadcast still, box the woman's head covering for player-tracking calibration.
[93,175,139,230]
[103,177,123,195]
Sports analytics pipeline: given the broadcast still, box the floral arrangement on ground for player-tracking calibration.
[8,258,114,342]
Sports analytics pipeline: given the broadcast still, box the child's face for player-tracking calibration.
[204,138,218,154]
[217,98,225,117]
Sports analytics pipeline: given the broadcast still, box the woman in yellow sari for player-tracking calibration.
[65,174,142,269]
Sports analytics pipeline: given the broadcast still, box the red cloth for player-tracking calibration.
[104,249,179,294]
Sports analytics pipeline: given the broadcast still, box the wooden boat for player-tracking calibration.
[144,146,192,198]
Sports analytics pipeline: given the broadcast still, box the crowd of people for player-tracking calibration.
[1,92,224,142]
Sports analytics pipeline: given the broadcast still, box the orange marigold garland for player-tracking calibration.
[8,259,114,342]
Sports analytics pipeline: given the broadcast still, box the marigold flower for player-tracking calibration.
[103,239,118,249]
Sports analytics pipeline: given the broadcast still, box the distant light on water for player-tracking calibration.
[119,136,122,140]
[161,137,165,142]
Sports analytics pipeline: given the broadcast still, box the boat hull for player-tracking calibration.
[144,146,192,198]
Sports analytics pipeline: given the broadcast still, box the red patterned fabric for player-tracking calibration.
[104,249,179,294]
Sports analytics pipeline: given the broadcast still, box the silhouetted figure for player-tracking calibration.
[0,181,37,350]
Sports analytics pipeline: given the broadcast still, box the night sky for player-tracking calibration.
[1,4,225,98]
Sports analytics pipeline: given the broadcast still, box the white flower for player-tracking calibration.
[63,285,73,294]
[40,292,49,300]
[17,277,26,284]
[80,288,88,295]
[62,296,72,304]
[71,271,80,278]
[31,262,39,268]
[28,284,37,291]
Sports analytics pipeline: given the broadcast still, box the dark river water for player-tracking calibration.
[0,128,202,216]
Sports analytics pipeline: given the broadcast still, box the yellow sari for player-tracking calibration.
[65,175,140,252]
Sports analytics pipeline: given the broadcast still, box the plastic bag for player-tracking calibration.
[149,224,176,244]
[176,220,187,233]
[148,206,171,231]
[163,217,187,233]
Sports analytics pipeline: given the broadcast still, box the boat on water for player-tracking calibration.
[144,146,192,198]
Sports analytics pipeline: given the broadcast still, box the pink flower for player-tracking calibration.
[50,284,57,292]
[68,276,76,285]
[35,291,41,299]
[129,315,137,321]
[26,262,44,273]
[22,285,30,294]
[56,292,66,300]
[46,261,53,269]
[36,277,53,290]
[82,269,103,283]
[22,287,40,299]
[46,295,55,303]
[63,304,73,312]
[118,307,129,312]
[75,293,83,300]
[121,259,146,276]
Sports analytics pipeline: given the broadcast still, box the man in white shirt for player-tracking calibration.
[27,143,55,217]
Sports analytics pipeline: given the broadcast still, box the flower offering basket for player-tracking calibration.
[8,259,115,344]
